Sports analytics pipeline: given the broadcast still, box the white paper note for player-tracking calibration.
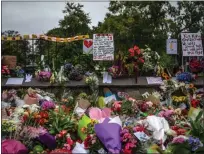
[6,78,24,85]
[103,72,108,83]
[146,77,163,85]
[134,132,150,141]
[106,74,112,83]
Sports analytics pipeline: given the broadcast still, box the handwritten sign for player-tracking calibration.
[93,34,114,60]
[181,33,203,56]
[83,39,93,54]
[166,39,177,54]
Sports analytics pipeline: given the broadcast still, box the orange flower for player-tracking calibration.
[162,73,168,78]
[189,84,194,88]
[81,127,87,133]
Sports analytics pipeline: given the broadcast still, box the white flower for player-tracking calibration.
[152,91,161,99]
[29,104,40,113]
[22,104,30,108]
[14,108,24,115]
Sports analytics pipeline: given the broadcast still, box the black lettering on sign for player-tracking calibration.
[181,33,203,56]
[93,34,114,60]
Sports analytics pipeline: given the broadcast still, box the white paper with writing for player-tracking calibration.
[6,78,24,85]
[166,39,177,54]
[146,77,163,84]
[93,34,114,60]
[181,33,203,56]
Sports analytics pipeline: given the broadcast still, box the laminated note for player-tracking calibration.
[6,78,24,85]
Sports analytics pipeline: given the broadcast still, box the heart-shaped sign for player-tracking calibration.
[84,40,93,48]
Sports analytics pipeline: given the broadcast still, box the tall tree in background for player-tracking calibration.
[35,2,94,71]
[93,1,204,67]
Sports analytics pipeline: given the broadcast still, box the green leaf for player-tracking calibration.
[195,111,203,122]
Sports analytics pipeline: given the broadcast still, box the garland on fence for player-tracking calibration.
[1,34,89,43]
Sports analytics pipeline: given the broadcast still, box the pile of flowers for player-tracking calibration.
[1,74,204,154]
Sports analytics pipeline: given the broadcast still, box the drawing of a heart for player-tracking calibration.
[84,40,93,48]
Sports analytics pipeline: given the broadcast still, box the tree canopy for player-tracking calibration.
[2,1,204,70]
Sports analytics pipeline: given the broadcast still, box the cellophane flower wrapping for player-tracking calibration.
[94,118,122,153]
[78,115,91,141]
[2,139,28,154]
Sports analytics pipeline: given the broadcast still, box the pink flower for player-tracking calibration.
[172,137,185,144]
[112,101,122,111]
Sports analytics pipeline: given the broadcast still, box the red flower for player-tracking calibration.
[60,130,67,136]
[138,58,145,63]
[40,112,49,118]
[171,126,179,131]
[50,149,71,154]
[129,48,135,57]
[176,128,186,135]
[134,46,141,55]
[67,137,74,146]
[84,135,92,149]
[22,115,28,122]
[134,126,145,132]
[122,148,132,154]
[56,134,63,138]
[191,99,199,108]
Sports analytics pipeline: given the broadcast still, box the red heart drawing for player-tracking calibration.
[84,40,93,48]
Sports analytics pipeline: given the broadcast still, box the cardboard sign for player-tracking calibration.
[83,39,93,54]
[181,33,203,56]
[166,39,177,54]
[2,56,17,69]
[93,34,114,61]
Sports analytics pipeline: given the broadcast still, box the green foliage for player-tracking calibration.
[47,106,76,135]
[189,111,204,143]
[2,30,31,66]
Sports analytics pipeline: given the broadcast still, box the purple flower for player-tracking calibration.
[188,136,203,151]
[41,101,55,110]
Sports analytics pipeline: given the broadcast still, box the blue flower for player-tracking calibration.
[188,136,203,151]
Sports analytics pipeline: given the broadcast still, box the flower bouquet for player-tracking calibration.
[189,58,203,73]
[15,66,25,78]
[24,88,39,105]
[2,65,11,78]
[35,70,52,82]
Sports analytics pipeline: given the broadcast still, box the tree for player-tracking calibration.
[35,2,94,71]
[93,1,204,67]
